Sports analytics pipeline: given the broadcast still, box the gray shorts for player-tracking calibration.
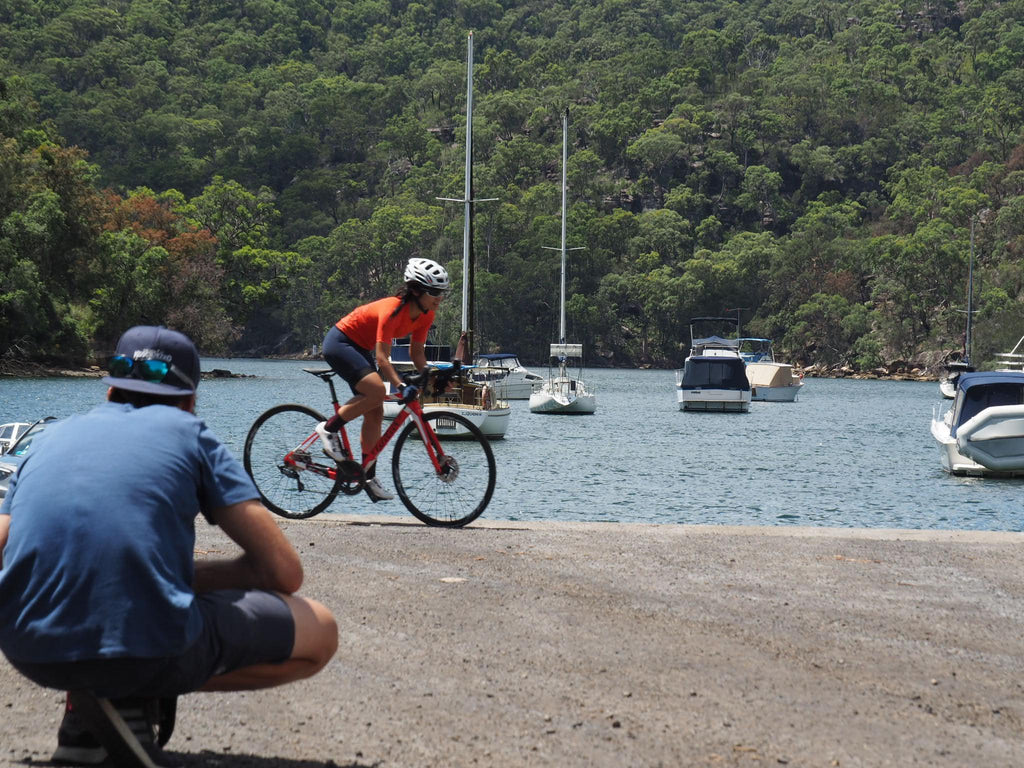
[11,590,294,698]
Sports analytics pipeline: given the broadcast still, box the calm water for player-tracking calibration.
[2,360,1021,531]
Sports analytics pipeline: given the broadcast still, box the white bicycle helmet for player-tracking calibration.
[404,257,450,291]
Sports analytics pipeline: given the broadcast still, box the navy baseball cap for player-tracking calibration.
[101,326,201,396]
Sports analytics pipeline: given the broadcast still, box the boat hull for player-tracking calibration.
[931,411,1024,476]
[528,390,596,414]
[382,401,510,439]
[750,384,802,402]
[677,388,751,412]
[471,372,540,400]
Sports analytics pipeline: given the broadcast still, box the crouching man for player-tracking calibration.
[0,326,338,766]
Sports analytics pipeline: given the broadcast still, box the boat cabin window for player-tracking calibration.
[681,358,749,389]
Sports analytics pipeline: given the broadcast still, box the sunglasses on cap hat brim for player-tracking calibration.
[107,354,197,390]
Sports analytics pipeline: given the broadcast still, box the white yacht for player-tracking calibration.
[471,353,542,399]
[528,109,596,416]
[738,338,804,402]
[675,318,751,412]
[931,371,1024,476]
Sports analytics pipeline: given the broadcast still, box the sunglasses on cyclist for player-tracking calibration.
[107,354,197,390]
[423,286,446,297]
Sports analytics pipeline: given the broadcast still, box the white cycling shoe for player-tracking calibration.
[364,477,394,502]
[314,421,346,462]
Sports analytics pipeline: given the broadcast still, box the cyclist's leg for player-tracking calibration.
[321,328,377,429]
[336,370,387,422]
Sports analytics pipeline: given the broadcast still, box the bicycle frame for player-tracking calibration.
[281,377,448,483]
[358,397,447,477]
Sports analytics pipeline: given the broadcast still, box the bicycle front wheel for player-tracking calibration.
[392,412,496,527]
[244,404,341,519]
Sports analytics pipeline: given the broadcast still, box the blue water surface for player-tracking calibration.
[2,360,1021,531]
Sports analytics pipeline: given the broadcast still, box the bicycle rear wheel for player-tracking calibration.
[392,412,496,527]
[244,404,341,519]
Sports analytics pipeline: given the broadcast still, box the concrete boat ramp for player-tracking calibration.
[2,517,1022,767]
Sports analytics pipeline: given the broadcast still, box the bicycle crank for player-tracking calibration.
[336,459,366,495]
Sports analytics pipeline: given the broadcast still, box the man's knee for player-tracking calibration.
[289,596,338,674]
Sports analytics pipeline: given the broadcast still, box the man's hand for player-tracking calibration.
[194,498,303,594]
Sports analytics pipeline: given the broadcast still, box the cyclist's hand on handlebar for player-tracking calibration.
[400,383,420,403]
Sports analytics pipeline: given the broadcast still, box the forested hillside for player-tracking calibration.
[2,0,1023,369]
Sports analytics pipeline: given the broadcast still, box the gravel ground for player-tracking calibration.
[3,516,1023,768]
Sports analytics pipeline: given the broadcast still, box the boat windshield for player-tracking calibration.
[680,358,749,389]
[953,382,1024,434]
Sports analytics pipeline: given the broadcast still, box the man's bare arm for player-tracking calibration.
[193,498,302,594]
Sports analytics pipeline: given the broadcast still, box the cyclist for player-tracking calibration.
[0,325,338,765]
[316,257,450,501]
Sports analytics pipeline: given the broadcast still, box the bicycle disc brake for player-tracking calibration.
[438,455,459,484]
[336,459,366,495]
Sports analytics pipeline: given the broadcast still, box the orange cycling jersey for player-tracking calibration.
[336,297,434,351]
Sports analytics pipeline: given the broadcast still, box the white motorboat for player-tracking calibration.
[382,342,510,439]
[930,371,1024,476]
[528,109,596,416]
[738,338,804,402]
[471,353,542,399]
[676,318,750,412]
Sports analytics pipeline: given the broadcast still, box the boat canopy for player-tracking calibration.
[476,353,519,361]
[747,363,796,388]
[693,335,739,349]
[952,371,1024,434]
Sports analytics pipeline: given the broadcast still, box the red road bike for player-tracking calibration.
[243,365,496,527]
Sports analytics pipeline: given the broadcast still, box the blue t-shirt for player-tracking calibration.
[0,401,258,664]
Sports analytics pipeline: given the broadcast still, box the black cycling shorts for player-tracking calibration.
[322,325,377,395]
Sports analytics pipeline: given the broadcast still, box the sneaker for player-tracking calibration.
[365,477,394,502]
[315,421,346,462]
[53,695,107,765]
[65,692,170,768]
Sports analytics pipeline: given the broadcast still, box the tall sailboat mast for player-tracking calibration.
[558,108,568,344]
[544,108,582,348]
[461,31,474,350]
[439,32,496,364]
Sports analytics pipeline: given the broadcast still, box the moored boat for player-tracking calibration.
[737,338,804,402]
[528,109,596,416]
[676,318,751,412]
[382,341,510,439]
[471,353,542,399]
[930,370,1024,476]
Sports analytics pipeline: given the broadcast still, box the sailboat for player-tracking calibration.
[529,109,597,415]
[384,31,510,438]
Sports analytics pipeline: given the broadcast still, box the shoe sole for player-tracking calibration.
[67,692,161,768]
[52,743,108,765]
